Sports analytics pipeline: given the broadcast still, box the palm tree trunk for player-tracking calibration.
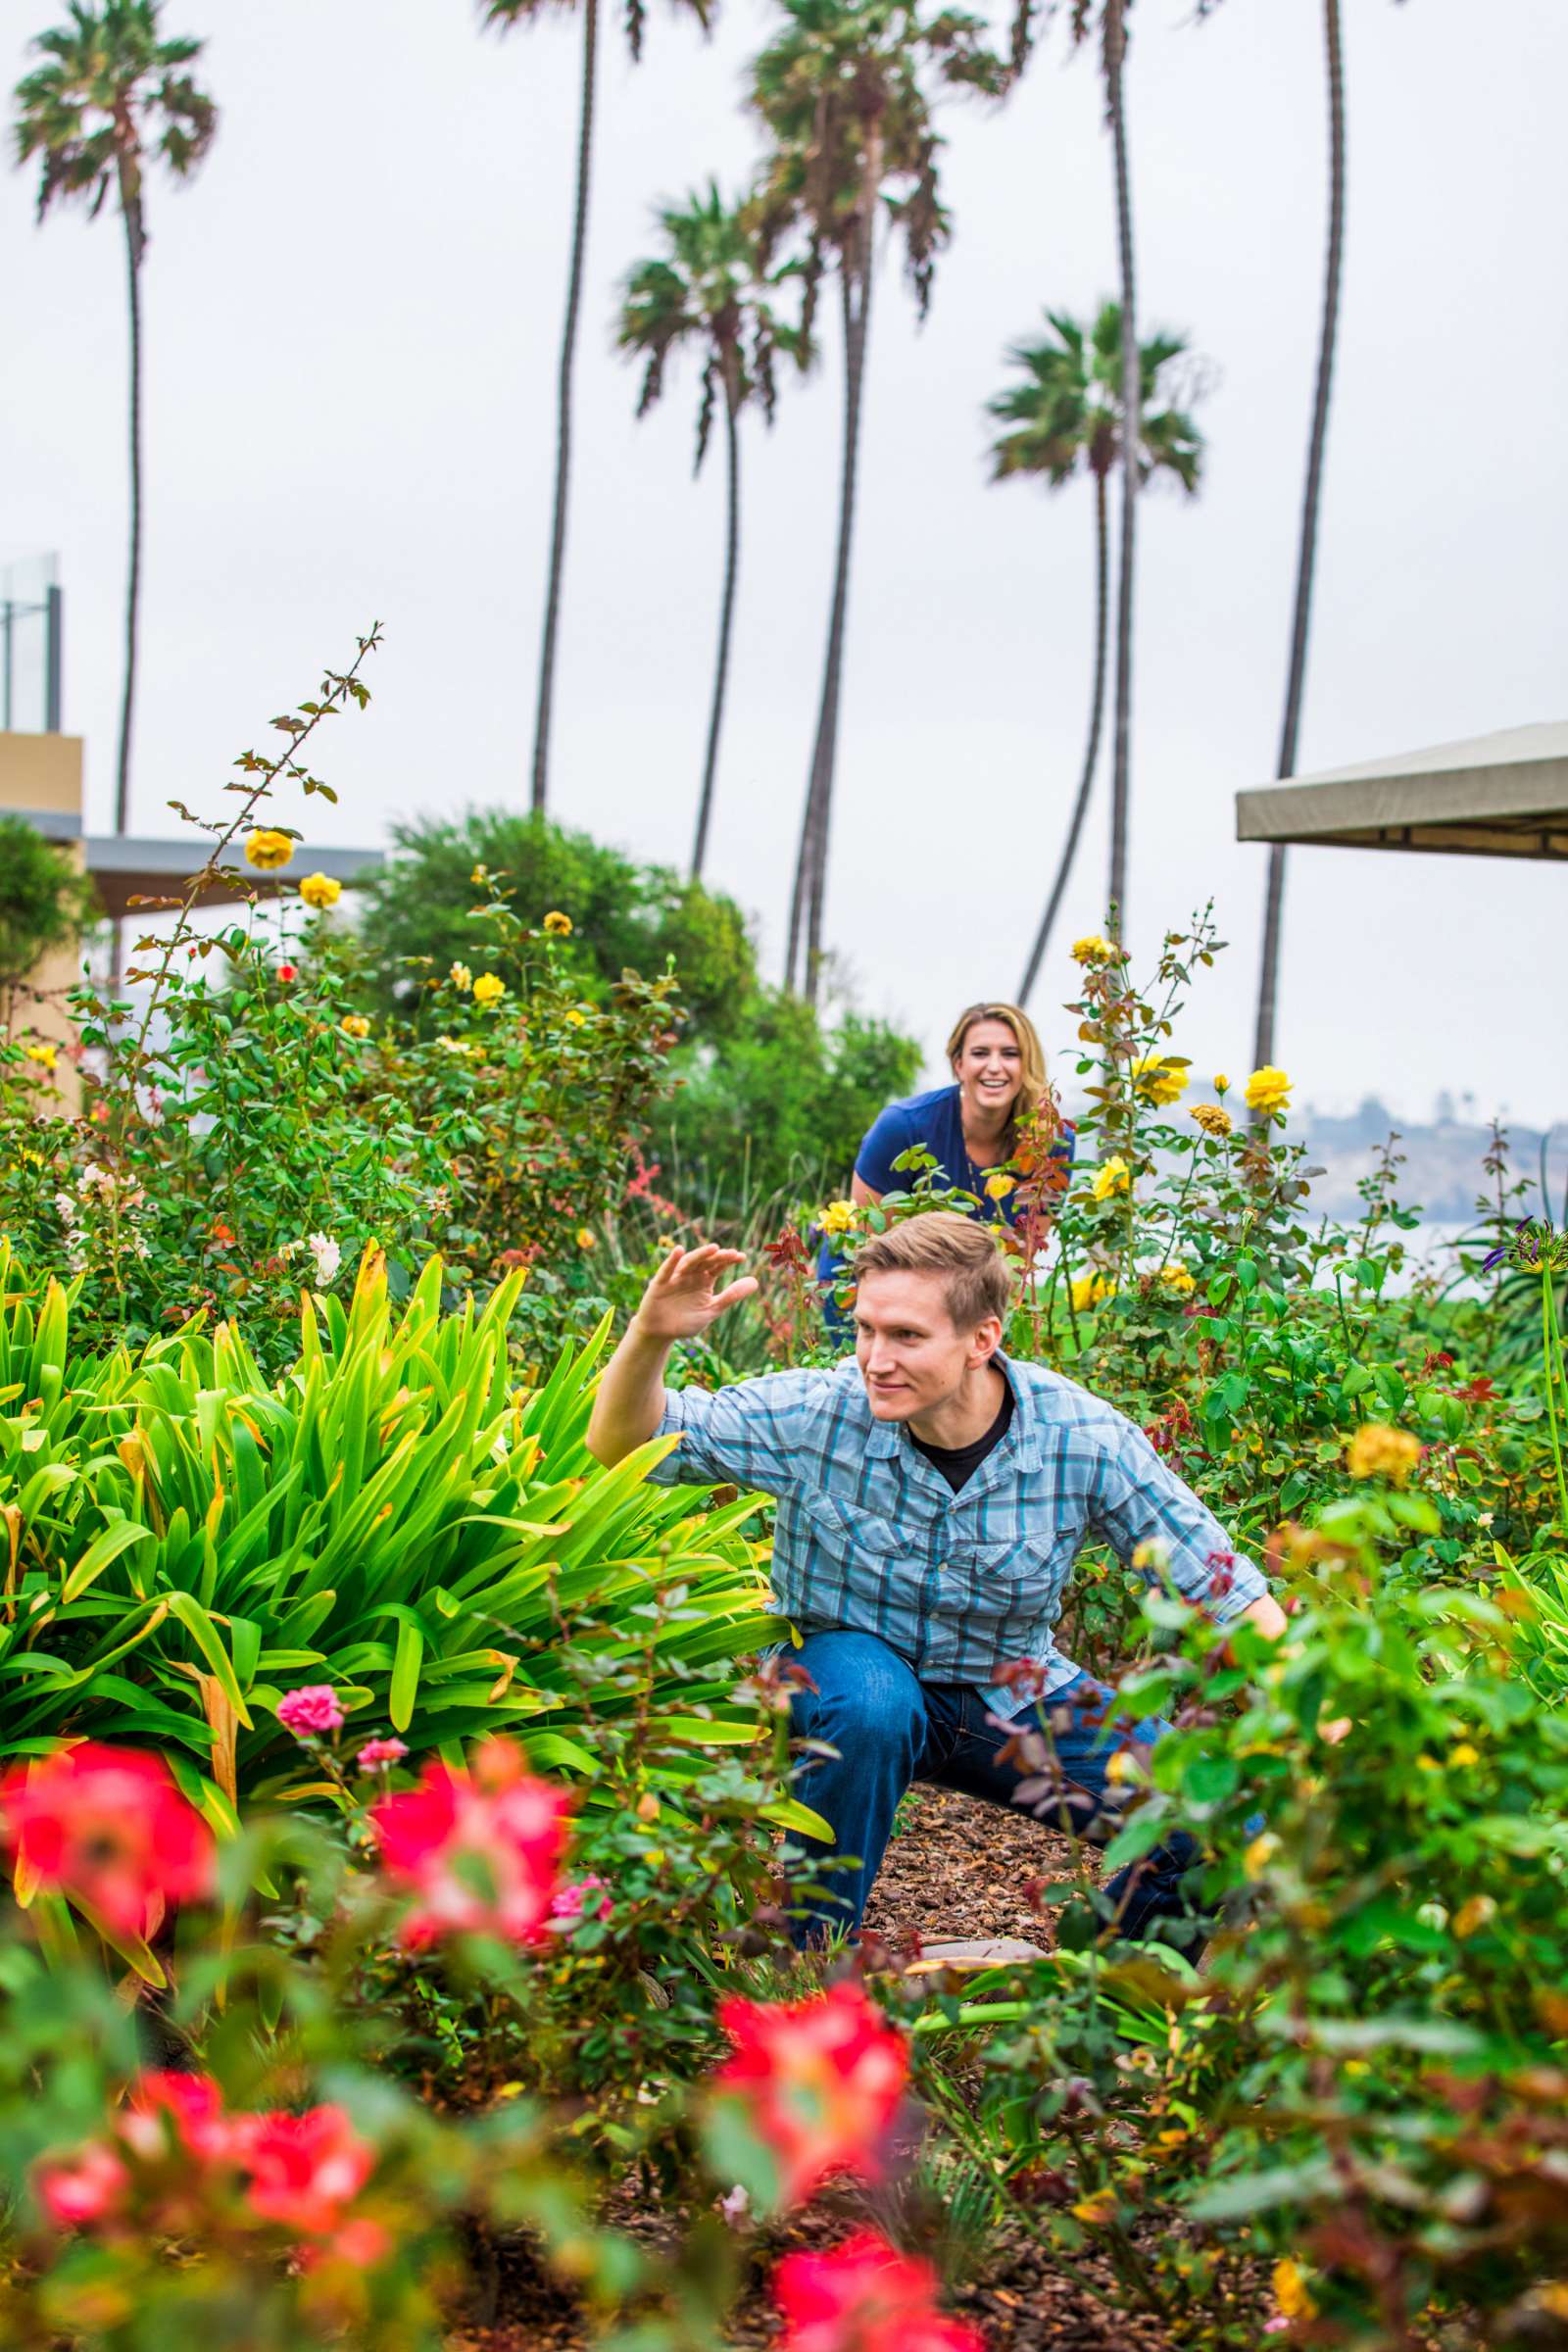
[692,375,740,880]
[117,194,143,840]
[788,184,875,1003]
[1253,0,1345,1070]
[1104,0,1138,937]
[530,0,599,815]
[1019,468,1110,1004]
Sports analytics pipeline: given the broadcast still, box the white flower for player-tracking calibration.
[54,1191,78,1227]
[78,1162,116,1196]
[306,1232,342,1286]
[716,2184,751,2224]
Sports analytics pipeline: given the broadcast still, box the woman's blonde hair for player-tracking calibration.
[944,1001,1048,1127]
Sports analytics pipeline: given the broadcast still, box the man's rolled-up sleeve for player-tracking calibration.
[643,1369,821,1494]
[1088,1414,1269,1625]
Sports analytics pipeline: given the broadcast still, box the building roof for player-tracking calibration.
[1235,721,1568,862]
[15,809,385,917]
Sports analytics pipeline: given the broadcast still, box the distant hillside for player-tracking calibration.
[1295,1100,1568,1223]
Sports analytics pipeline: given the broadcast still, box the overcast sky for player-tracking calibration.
[6,0,1566,1133]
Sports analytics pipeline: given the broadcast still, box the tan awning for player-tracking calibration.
[1235,721,1568,861]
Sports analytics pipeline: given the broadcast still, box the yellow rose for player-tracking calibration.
[983,1171,1015,1201]
[1130,1053,1188,1107]
[1091,1155,1130,1202]
[1070,2193,1116,2227]
[1272,2259,1317,2322]
[244,828,295,871]
[1447,1741,1479,1769]
[1452,1893,1495,1938]
[564,1008,587,1027]
[437,1035,472,1055]
[299,871,341,910]
[1213,1072,1230,1095]
[575,1226,597,1250]
[1104,1748,1140,1788]
[1243,1832,1280,1880]
[472,973,507,1008]
[340,1014,370,1039]
[1070,1270,1116,1312]
[1346,1423,1421,1485]
[1070,934,1116,966]
[1244,1064,1292,1118]
[24,1042,58,1071]
[450,961,472,993]
[1157,1263,1196,1296]
[1190,1102,1232,1140]
[819,1200,857,1238]
[543,909,573,936]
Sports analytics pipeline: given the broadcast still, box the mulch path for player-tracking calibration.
[456,1788,1197,2351]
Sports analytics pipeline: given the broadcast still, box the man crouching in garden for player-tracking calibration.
[587,1211,1288,1948]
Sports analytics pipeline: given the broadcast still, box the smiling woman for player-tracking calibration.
[851,1001,1055,1210]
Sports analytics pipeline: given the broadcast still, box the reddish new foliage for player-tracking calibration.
[773,2231,987,2352]
[368,1737,572,1947]
[712,1984,908,2207]
[0,1743,216,1936]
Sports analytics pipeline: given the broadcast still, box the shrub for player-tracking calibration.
[0,1243,807,1844]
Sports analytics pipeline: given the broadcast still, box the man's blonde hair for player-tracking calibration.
[852,1211,1013,1332]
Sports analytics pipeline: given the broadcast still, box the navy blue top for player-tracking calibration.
[816,1084,1075,1333]
[854,1083,1072,1222]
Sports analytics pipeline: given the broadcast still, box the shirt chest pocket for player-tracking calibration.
[794,1490,917,1599]
[943,1534,1058,1628]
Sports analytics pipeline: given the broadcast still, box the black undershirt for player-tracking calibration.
[908,1375,1014,1493]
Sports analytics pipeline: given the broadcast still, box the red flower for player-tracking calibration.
[0,1743,215,1937]
[711,1984,907,2207]
[120,2072,233,2163]
[368,1737,571,1947]
[773,2232,986,2352]
[276,962,298,983]
[33,2141,129,2230]
[241,2105,375,2237]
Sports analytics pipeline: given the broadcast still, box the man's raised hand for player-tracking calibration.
[634,1245,759,1342]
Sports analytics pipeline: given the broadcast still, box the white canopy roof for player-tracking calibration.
[1235,721,1568,861]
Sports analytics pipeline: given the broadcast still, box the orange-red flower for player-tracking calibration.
[241,2106,375,2238]
[368,1737,571,1947]
[773,2231,986,2352]
[711,1984,908,2207]
[0,1743,215,1937]
[33,2141,129,2230]
[121,2072,234,2163]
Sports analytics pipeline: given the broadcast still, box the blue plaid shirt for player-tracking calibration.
[649,1353,1268,1715]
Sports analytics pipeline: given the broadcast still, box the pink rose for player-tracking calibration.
[276,1686,346,1738]
[356,1738,408,1772]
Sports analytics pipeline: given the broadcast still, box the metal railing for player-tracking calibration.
[0,555,64,733]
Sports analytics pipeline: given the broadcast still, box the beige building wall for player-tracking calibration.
[1,732,89,1112]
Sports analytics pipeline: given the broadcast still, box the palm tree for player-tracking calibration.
[617,184,807,880]
[14,1,216,843]
[483,0,713,818]
[1252,0,1346,1070]
[750,0,1009,1001]
[987,303,1203,1006]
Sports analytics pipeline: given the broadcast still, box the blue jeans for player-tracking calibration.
[786,1629,1204,1948]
